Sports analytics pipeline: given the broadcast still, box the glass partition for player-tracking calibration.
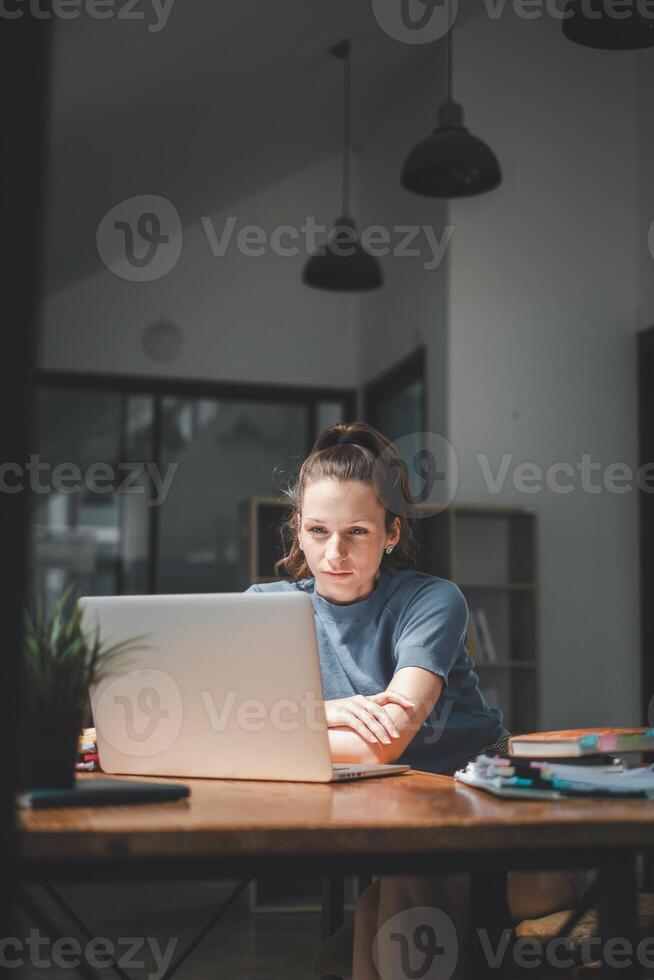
[29,377,353,602]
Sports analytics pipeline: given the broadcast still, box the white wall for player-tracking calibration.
[40,155,360,390]
[358,55,450,437]
[447,10,641,727]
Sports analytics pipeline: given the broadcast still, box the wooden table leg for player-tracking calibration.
[470,870,512,980]
[321,876,345,980]
[598,855,639,980]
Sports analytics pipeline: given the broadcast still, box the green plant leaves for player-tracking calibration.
[23,586,149,715]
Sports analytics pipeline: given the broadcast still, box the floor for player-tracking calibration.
[16,880,348,979]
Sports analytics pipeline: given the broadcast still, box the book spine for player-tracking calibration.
[476,609,498,663]
[467,609,484,663]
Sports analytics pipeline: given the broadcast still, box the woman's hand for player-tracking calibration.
[324,691,417,746]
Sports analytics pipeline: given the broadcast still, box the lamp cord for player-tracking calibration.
[447,0,454,102]
[342,44,351,217]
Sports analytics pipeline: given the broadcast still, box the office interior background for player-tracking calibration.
[33,0,651,732]
[4,0,654,971]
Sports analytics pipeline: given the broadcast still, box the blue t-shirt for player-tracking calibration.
[245,568,504,773]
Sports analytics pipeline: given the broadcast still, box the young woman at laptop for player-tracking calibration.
[246,421,588,976]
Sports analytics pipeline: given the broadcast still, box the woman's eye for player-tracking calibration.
[350,528,367,535]
[308,527,325,534]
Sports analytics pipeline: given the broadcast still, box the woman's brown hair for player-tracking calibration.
[274,421,417,580]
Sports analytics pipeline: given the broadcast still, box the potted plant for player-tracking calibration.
[22,589,144,789]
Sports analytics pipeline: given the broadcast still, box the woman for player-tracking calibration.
[246,421,588,977]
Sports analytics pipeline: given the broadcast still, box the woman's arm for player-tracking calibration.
[328,666,444,764]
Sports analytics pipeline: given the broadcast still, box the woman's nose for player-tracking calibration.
[325,536,348,560]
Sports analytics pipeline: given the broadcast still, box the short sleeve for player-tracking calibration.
[393,580,469,686]
[242,581,299,595]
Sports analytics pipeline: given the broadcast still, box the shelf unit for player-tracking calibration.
[237,496,293,590]
[414,503,539,734]
[238,499,539,733]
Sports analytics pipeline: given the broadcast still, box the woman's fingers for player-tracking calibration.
[360,700,401,740]
[330,692,418,744]
[372,690,417,710]
[350,704,393,745]
[347,715,384,745]
[326,700,388,742]
[336,706,383,744]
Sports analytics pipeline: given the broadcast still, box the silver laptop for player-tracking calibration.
[79,593,410,783]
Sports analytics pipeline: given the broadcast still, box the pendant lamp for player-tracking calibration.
[401,22,502,198]
[562,0,654,49]
[303,40,383,292]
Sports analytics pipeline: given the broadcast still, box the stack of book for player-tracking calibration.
[76,727,100,772]
[455,728,654,799]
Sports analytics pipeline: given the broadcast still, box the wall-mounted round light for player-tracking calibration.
[142,320,183,363]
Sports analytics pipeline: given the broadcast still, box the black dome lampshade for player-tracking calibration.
[401,25,502,198]
[303,216,384,291]
[562,0,654,48]
[303,40,383,292]
[402,100,502,198]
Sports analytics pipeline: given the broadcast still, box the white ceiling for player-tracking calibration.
[44,0,480,290]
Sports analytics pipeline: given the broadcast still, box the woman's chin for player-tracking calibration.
[315,571,379,604]
[319,572,353,588]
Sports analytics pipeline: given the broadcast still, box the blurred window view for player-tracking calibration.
[157,398,307,593]
[29,377,354,607]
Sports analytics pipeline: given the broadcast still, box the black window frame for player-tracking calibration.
[34,369,357,595]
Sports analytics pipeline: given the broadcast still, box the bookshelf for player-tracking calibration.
[238,498,539,734]
[237,496,293,590]
[415,504,539,734]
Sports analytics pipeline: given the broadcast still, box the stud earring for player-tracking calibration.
[385,546,394,555]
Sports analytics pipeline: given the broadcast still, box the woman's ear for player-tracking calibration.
[388,517,401,548]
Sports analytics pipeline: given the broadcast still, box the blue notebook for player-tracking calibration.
[17,777,190,809]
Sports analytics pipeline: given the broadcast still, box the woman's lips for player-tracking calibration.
[323,570,353,577]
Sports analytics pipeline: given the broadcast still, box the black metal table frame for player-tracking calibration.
[19,847,648,980]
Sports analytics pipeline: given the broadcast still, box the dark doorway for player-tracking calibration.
[639,327,654,724]
[363,347,427,505]
[363,347,426,439]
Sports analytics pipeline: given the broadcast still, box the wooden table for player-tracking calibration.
[18,771,654,979]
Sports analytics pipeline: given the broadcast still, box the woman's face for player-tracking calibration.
[298,479,400,604]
